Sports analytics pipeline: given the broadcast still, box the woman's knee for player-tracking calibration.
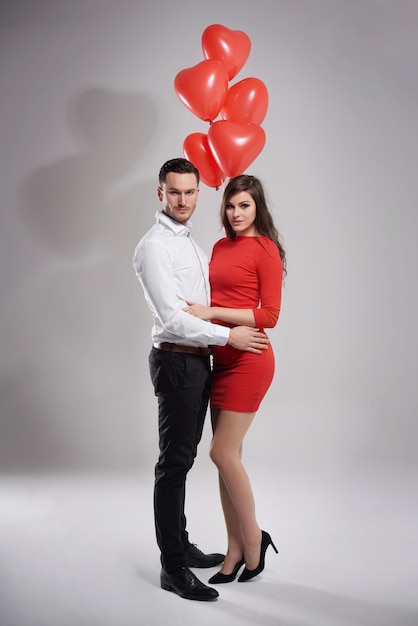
[209,442,232,471]
[209,443,217,466]
[209,441,221,467]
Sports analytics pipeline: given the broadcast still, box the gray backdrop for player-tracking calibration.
[1,0,417,475]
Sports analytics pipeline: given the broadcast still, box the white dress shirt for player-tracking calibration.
[133,211,229,348]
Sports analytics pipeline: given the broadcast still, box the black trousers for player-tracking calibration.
[149,346,211,573]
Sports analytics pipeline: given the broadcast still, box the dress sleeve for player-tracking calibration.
[252,241,283,328]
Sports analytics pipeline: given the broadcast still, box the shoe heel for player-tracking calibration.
[237,530,278,583]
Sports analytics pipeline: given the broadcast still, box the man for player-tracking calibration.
[133,158,268,601]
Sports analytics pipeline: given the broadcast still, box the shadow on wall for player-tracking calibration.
[19,87,157,259]
[1,88,160,474]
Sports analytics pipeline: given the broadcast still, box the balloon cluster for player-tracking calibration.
[174,24,268,188]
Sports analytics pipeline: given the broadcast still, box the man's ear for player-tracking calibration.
[157,186,163,201]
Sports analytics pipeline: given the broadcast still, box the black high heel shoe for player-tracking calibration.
[208,558,245,584]
[237,531,278,582]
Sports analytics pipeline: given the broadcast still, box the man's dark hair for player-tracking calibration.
[159,158,200,186]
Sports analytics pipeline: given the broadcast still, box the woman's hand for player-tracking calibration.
[183,301,213,320]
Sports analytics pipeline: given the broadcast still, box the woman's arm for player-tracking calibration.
[184,239,283,328]
[184,302,256,326]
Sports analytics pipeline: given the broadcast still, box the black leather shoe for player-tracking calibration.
[185,543,225,568]
[160,567,219,601]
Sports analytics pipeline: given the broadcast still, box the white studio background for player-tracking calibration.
[1,0,417,478]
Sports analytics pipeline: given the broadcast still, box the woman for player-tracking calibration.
[184,174,286,583]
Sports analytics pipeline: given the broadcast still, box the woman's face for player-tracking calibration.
[225,191,257,237]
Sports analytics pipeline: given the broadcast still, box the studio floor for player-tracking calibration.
[1,466,417,626]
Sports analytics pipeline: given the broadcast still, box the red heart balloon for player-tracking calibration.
[202,24,251,81]
[183,133,226,189]
[221,77,269,125]
[208,121,266,178]
[174,59,228,122]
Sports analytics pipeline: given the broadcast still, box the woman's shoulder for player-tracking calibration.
[255,237,282,268]
[212,236,230,250]
[257,235,280,253]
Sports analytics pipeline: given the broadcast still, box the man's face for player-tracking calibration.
[158,171,199,224]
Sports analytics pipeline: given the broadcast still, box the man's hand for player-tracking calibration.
[228,326,269,354]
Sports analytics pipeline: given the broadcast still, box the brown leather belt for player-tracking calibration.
[153,342,212,357]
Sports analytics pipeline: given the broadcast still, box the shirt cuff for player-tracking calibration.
[210,323,230,346]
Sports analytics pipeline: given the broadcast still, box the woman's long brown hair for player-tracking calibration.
[220,175,287,275]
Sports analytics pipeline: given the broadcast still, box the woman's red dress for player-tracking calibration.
[209,236,283,412]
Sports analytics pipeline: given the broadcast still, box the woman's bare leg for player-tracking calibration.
[210,408,262,571]
[212,407,244,573]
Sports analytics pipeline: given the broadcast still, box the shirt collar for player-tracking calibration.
[156,210,192,236]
